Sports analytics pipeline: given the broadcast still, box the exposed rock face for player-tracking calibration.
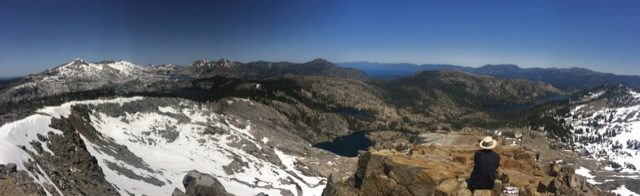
[0,163,47,195]
[172,170,233,196]
[323,133,614,196]
[1,96,359,195]
[32,115,121,195]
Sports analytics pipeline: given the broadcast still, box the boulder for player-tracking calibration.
[523,185,537,196]
[181,170,233,196]
[580,179,592,193]
[473,189,492,196]
[565,174,579,189]
[536,180,548,193]
[547,178,562,193]
[434,179,459,196]
[549,163,560,177]
[513,152,532,161]
[453,156,467,165]
[533,169,545,177]
[6,163,17,173]
[560,165,575,174]
[492,180,503,196]
[455,188,473,196]
[172,188,188,196]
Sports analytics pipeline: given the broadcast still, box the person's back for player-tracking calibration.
[468,136,501,192]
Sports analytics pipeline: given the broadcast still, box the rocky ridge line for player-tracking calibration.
[323,132,614,196]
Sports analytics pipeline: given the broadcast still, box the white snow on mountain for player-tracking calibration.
[86,103,323,195]
[10,59,150,91]
[566,87,640,174]
[575,166,599,185]
[54,59,144,79]
[0,97,143,196]
[613,185,640,196]
[102,60,139,76]
[0,97,326,196]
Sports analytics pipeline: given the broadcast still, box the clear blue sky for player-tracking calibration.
[1,0,639,77]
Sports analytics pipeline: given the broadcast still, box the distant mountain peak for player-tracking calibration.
[191,58,235,68]
[65,58,87,66]
[304,58,336,68]
[478,64,522,71]
[310,58,331,63]
[482,64,519,67]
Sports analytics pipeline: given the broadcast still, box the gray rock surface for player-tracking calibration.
[180,170,233,196]
[0,163,47,195]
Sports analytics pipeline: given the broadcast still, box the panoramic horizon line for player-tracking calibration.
[55,57,592,70]
[0,57,630,78]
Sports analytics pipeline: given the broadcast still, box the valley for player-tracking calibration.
[0,58,638,195]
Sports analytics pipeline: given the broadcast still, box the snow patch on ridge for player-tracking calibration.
[567,88,640,173]
[0,97,143,196]
[85,102,325,195]
[612,185,639,196]
[0,97,326,195]
[106,61,138,76]
[575,166,600,185]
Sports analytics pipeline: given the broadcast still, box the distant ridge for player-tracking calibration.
[338,62,640,91]
[0,77,20,81]
[338,62,475,80]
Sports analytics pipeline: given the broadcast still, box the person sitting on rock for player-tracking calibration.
[468,136,501,193]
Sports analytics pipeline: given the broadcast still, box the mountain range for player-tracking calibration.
[0,58,638,195]
[339,62,640,91]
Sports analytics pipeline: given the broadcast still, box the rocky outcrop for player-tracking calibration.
[172,170,233,196]
[28,115,121,195]
[0,163,47,195]
[323,133,613,196]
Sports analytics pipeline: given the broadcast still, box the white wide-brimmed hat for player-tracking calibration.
[479,136,497,149]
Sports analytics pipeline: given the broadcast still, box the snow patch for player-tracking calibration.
[575,166,595,179]
[158,106,178,114]
[612,185,640,196]
[106,61,138,76]
[1,97,327,195]
[575,166,600,184]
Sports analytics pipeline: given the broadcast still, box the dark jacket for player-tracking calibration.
[468,149,500,191]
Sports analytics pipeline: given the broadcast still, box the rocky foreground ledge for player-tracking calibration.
[323,133,614,196]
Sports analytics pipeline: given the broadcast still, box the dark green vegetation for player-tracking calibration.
[508,99,573,142]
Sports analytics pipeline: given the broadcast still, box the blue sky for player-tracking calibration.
[1,0,639,77]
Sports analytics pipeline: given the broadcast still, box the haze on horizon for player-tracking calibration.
[1,0,639,78]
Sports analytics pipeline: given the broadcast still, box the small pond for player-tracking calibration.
[312,132,372,157]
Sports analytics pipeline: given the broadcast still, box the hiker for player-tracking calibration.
[468,136,501,193]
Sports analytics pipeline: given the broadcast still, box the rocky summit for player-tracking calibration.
[323,132,614,196]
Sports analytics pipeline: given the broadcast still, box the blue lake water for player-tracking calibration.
[313,132,372,157]
[330,108,371,120]
[175,88,207,97]
[537,95,569,102]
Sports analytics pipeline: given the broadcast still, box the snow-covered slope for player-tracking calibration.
[0,59,173,103]
[566,86,640,173]
[0,97,334,195]
[564,85,640,195]
[0,97,143,196]
[42,59,147,82]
